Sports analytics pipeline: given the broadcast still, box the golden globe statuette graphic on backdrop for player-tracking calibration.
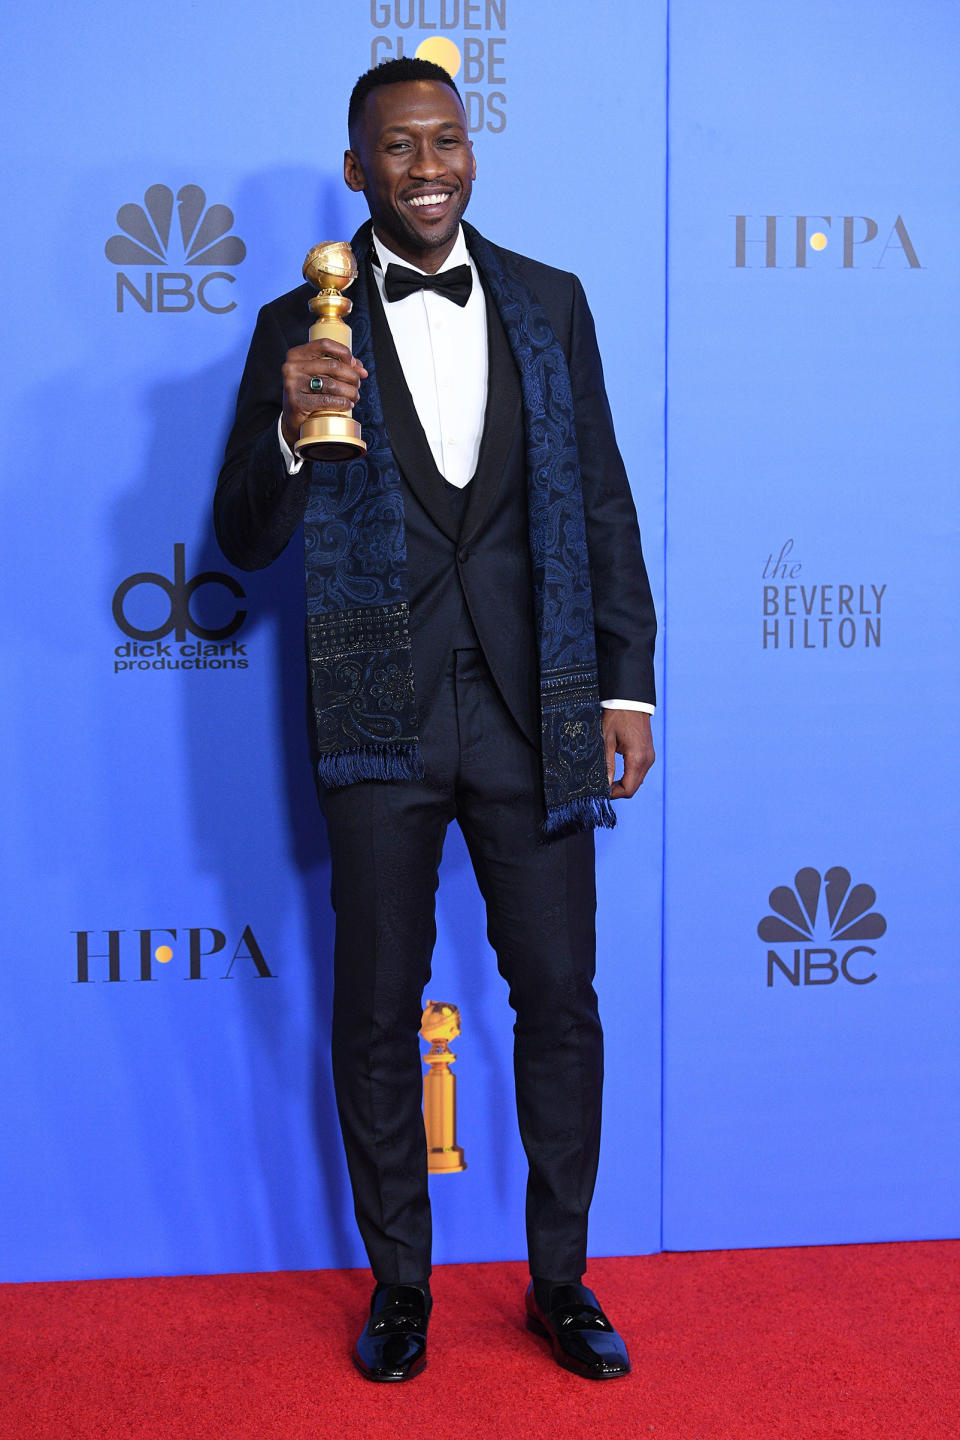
[295,242,367,463]
[420,1001,466,1174]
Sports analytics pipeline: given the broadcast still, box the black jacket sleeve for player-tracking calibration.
[567,276,657,706]
[214,299,312,572]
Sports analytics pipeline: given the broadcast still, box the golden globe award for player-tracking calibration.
[294,241,367,463]
[420,1000,467,1174]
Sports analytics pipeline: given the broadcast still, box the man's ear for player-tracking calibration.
[469,142,477,182]
[344,149,365,193]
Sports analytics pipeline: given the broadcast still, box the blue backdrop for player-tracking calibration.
[661,0,960,1248]
[0,0,955,1284]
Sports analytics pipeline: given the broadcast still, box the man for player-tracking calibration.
[215,57,656,1382]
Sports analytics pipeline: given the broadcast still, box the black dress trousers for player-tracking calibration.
[321,647,602,1286]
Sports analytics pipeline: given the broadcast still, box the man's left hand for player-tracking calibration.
[602,709,655,799]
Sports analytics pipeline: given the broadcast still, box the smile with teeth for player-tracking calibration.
[406,192,452,208]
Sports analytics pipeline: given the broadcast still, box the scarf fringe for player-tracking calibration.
[316,742,423,789]
[542,794,617,840]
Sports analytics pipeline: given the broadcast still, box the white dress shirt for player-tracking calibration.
[369,228,487,487]
[277,226,652,714]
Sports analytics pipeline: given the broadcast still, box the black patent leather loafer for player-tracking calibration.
[353,1283,430,1382]
[525,1282,631,1379]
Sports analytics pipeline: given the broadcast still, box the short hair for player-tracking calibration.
[348,58,463,144]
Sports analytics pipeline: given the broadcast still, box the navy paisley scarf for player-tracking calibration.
[303,222,613,838]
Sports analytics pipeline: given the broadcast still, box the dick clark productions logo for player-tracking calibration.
[759,867,886,987]
[111,544,249,674]
[106,184,246,313]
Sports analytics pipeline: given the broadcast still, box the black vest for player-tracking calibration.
[368,264,540,746]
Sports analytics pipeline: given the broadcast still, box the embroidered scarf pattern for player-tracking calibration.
[303,223,614,837]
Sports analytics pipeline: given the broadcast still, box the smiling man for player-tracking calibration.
[215,57,657,1383]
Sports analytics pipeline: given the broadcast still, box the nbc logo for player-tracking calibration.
[106,184,246,314]
[758,866,886,987]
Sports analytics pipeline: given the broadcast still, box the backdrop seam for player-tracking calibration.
[658,0,672,1257]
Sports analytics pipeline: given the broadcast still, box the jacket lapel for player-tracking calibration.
[460,274,522,546]
[364,254,462,543]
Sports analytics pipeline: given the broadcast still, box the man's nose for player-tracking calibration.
[408,141,447,178]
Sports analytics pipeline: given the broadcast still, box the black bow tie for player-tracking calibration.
[382,262,473,307]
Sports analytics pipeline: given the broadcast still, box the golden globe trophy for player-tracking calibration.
[420,1001,466,1174]
[294,241,367,463]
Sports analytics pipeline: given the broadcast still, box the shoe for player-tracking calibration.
[525,1282,631,1379]
[352,1283,430,1382]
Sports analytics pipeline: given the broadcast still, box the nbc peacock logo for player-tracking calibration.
[106,184,246,315]
[758,866,886,988]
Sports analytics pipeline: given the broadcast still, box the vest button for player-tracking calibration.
[457,547,470,564]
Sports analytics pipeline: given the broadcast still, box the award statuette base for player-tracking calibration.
[294,240,367,465]
[423,1064,467,1173]
[425,1141,466,1173]
[295,414,366,465]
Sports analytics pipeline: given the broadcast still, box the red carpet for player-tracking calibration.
[0,1244,957,1440]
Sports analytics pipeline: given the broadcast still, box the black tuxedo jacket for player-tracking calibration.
[215,224,657,745]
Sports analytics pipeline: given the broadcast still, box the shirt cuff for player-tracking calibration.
[278,417,304,475]
[600,699,655,715]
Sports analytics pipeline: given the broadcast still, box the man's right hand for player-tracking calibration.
[280,339,368,450]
